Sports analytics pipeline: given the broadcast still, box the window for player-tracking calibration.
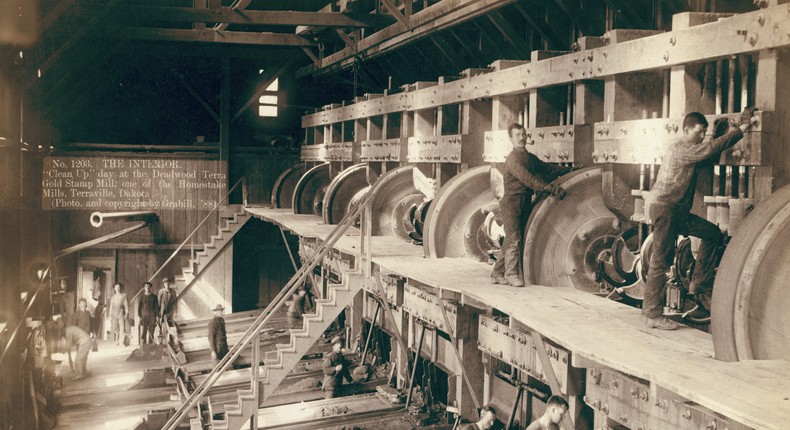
[258,69,279,117]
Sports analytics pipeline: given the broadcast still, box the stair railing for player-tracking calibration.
[161,184,375,430]
[129,176,247,309]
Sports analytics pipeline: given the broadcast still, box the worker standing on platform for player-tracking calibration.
[208,304,229,363]
[459,405,497,430]
[287,286,308,330]
[491,122,571,287]
[108,282,129,346]
[322,335,353,399]
[526,396,568,430]
[644,108,755,330]
[137,282,158,345]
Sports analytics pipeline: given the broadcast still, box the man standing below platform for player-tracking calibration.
[138,282,158,345]
[157,278,177,340]
[644,108,756,330]
[322,335,353,399]
[61,322,92,380]
[108,283,129,346]
[491,123,571,287]
[208,304,229,363]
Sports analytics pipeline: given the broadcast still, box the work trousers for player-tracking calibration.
[111,314,126,342]
[140,314,156,345]
[643,204,722,318]
[287,312,303,330]
[492,195,533,279]
[67,326,91,377]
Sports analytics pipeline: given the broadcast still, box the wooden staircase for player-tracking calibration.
[209,269,364,430]
[174,205,251,305]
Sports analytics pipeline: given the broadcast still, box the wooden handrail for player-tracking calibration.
[161,184,375,430]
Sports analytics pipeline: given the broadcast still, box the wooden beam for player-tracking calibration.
[335,28,356,47]
[301,4,790,126]
[301,47,321,66]
[173,70,220,123]
[486,11,532,58]
[27,0,122,88]
[551,0,600,35]
[297,0,517,77]
[380,0,411,28]
[215,0,252,31]
[220,56,230,162]
[428,35,464,73]
[233,58,297,121]
[512,4,565,50]
[122,28,316,46]
[103,6,394,28]
[449,29,486,66]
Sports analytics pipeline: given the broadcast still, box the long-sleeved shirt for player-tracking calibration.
[322,351,352,390]
[651,128,743,211]
[138,293,158,318]
[503,147,569,197]
[207,316,228,354]
[68,310,93,336]
[108,293,129,318]
[157,287,177,317]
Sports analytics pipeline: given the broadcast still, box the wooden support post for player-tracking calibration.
[405,322,426,407]
[669,63,714,117]
[462,98,492,167]
[373,274,411,385]
[574,80,605,124]
[361,301,381,365]
[438,299,481,418]
[220,56,230,166]
[492,94,523,129]
[754,49,790,193]
[531,331,575,430]
[604,72,664,121]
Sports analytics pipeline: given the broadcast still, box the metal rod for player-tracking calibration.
[506,384,524,430]
[56,221,150,257]
[406,322,426,407]
[715,60,723,115]
[279,225,318,293]
[740,55,750,110]
[728,57,736,113]
[662,69,670,118]
[361,302,381,365]
[89,210,157,228]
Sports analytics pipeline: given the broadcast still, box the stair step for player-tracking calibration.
[237,389,256,400]
[224,405,242,416]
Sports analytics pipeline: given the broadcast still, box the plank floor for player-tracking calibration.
[247,206,790,430]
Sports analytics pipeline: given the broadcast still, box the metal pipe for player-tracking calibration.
[662,69,670,118]
[89,210,157,228]
[56,221,150,257]
[715,60,723,115]
[406,322,426,408]
[740,55,750,110]
[361,302,381,365]
[728,57,736,113]
[506,383,524,430]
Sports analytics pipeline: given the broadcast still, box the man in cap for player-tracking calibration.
[322,335,353,398]
[157,278,177,339]
[137,282,158,345]
[208,304,229,363]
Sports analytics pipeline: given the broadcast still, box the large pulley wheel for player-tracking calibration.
[322,163,370,224]
[424,166,498,261]
[522,167,634,292]
[271,164,304,209]
[712,185,790,361]
[293,163,331,217]
[368,166,427,242]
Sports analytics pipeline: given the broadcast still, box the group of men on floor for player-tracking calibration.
[492,107,756,330]
[60,278,178,380]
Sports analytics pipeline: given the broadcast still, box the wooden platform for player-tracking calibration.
[246,206,790,430]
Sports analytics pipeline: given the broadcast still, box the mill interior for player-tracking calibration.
[1,0,790,429]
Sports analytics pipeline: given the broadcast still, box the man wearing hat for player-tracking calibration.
[287,286,308,330]
[322,335,353,399]
[157,278,177,339]
[208,304,229,363]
